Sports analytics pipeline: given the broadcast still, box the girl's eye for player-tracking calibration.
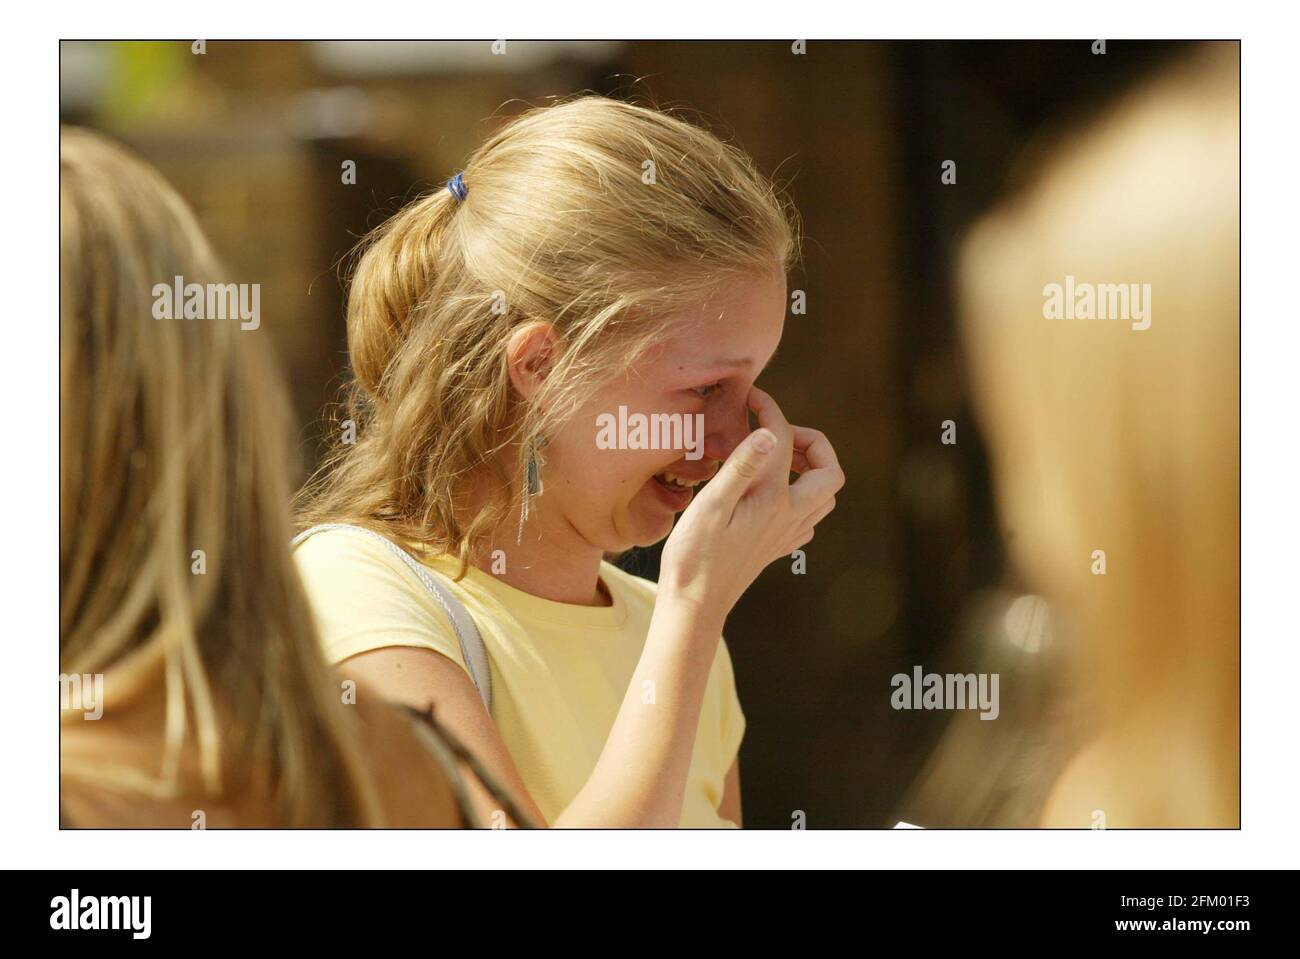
[691,383,722,399]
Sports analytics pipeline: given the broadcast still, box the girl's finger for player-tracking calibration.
[696,427,782,511]
[790,463,844,514]
[747,388,794,472]
[791,426,839,474]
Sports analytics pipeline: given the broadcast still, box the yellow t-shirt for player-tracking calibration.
[293,527,745,827]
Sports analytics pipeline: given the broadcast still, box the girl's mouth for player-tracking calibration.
[650,469,703,510]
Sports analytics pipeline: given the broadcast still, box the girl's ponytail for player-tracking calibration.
[346,188,460,399]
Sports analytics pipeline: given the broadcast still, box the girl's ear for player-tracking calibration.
[506,321,561,400]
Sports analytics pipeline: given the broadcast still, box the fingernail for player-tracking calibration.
[752,429,776,454]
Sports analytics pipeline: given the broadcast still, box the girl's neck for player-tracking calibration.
[477,513,611,607]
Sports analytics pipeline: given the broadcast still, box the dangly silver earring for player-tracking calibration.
[516,435,547,544]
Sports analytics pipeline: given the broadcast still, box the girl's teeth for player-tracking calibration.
[660,472,699,489]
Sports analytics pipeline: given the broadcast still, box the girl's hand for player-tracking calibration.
[659,387,844,621]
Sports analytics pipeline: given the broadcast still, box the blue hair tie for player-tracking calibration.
[447,172,468,203]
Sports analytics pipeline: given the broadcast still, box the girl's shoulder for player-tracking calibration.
[293,524,446,595]
[293,522,404,561]
[292,525,467,665]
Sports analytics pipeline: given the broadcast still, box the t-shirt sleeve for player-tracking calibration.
[716,636,746,769]
[293,529,469,674]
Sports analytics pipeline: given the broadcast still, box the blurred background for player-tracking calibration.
[60,39,1216,827]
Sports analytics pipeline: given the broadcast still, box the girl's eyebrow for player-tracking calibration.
[692,347,781,377]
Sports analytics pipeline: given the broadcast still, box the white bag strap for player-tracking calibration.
[291,523,493,715]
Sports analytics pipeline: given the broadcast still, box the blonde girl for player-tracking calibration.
[60,128,521,828]
[296,96,844,827]
[958,44,1239,827]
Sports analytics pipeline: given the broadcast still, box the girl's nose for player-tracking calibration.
[702,399,751,463]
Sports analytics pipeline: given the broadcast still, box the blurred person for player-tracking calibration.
[295,96,844,827]
[957,44,1239,827]
[59,127,528,828]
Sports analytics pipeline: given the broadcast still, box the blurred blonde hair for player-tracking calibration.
[958,44,1239,826]
[298,95,798,568]
[60,128,385,825]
